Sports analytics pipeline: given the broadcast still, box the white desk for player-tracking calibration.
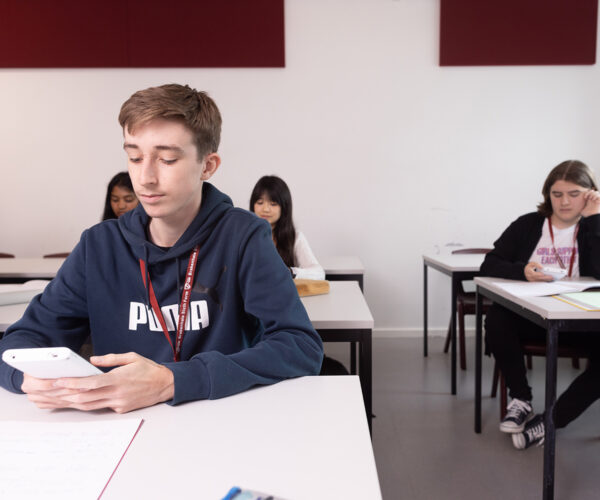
[0,376,381,500]
[301,281,374,432]
[321,255,365,291]
[474,277,600,500]
[0,302,29,331]
[0,282,375,432]
[0,258,65,283]
[422,252,486,394]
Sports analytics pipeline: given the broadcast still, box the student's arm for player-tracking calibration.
[164,222,324,404]
[579,190,600,279]
[291,232,325,280]
[480,215,541,281]
[0,236,91,393]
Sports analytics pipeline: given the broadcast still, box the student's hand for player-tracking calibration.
[580,189,600,218]
[524,262,554,282]
[21,352,175,413]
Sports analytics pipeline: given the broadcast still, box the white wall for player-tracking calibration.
[1,0,599,335]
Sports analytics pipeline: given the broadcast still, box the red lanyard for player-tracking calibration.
[547,218,578,278]
[139,246,200,361]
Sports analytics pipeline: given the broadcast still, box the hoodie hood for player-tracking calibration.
[118,182,233,264]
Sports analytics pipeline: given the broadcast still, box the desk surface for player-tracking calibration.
[0,258,65,279]
[321,255,364,275]
[0,376,381,500]
[423,252,486,272]
[301,281,373,329]
[1,281,374,332]
[0,256,365,278]
[475,277,600,321]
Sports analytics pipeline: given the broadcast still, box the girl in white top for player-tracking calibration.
[250,176,325,280]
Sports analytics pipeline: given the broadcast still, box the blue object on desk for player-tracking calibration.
[221,486,277,500]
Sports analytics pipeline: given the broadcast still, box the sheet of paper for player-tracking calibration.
[554,292,600,311]
[493,280,600,297]
[0,418,143,499]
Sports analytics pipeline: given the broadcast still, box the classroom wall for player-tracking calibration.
[1,0,599,336]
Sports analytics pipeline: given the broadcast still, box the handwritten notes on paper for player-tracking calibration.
[0,418,143,499]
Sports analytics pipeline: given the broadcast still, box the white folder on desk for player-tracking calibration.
[493,279,600,297]
[0,280,49,305]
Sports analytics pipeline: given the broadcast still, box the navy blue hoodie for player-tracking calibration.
[0,183,323,403]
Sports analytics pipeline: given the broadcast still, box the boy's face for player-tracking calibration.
[123,119,217,225]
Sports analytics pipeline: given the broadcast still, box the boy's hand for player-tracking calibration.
[524,262,554,282]
[580,189,600,218]
[21,352,175,413]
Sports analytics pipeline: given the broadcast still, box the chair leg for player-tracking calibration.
[572,357,580,369]
[458,302,466,370]
[500,374,508,420]
[443,317,451,353]
[526,354,533,370]
[491,361,499,398]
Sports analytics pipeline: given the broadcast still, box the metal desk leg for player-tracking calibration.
[359,329,373,435]
[475,288,483,433]
[451,275,458,395]
[543,322,559,500]
[350,342,357,374]
[423,263,428,357]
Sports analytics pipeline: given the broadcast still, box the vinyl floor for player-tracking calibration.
[324,336,600,500]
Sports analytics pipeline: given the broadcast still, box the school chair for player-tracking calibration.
[491,344,586,419]
[0,253,15,258]
[443,248,493,370]
[43,253,70,258]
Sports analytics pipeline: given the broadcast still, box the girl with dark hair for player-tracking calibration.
[250,176,324,280]
[102,172,138,221]
[481,160,600,449]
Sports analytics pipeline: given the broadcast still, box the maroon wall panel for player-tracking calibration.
[440,0,598,66]
[0,0,284,67]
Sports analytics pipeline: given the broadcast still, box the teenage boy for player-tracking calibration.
[0,84,324,413]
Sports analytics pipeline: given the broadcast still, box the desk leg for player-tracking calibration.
[350,343,357,374]
[451,275,458,395]
[359,329,373,435]
[423,263,428,357]
[475,289,483,433]
[543,323,559,500]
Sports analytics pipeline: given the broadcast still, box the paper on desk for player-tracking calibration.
[493,280,600,297]
[0,418,143,499]
[0,280,50,305]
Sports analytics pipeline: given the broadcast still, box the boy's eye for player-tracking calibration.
[161,158,177,165]
[128,157,142,163]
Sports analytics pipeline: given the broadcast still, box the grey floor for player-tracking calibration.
[325,337,600,500]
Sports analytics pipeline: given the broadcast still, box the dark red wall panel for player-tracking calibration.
[0,0,284,67]
[440,0,598,66]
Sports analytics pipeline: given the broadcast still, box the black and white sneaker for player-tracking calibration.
[512,414,545,450]
[499,398,534,433]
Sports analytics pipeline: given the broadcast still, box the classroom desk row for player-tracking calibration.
[0,255,366,286]
[0,375,381,499]
[423,252,600,500]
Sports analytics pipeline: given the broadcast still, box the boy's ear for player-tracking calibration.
[201,153,221,181]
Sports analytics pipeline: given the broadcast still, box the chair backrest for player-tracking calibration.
[43,252,70,259]
[452,248,493,294]
[451,248,493,255]
[0,252,15,258]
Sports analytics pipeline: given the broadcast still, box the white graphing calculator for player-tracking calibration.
[1,347,102,379]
